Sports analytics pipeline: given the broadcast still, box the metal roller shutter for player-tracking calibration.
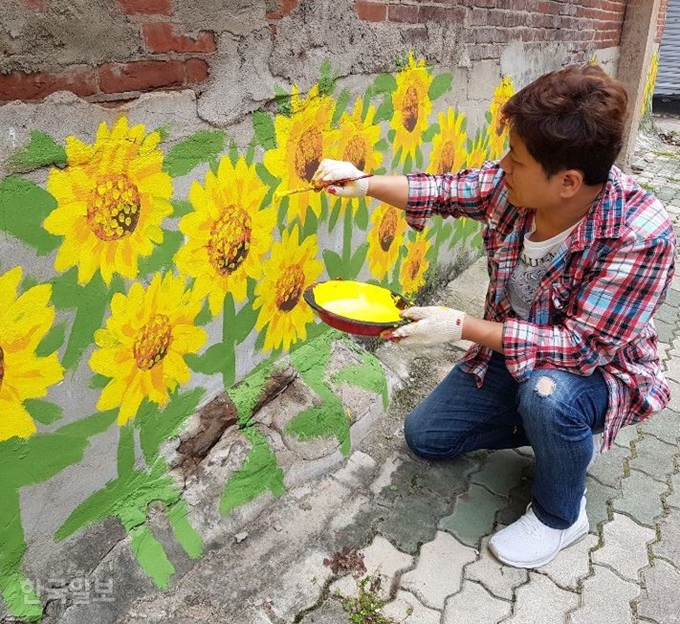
[657,0,680,98]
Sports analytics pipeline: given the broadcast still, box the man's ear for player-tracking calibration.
[560,169,584,198]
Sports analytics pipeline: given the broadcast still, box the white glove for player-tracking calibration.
[313,158,369,198]
[385,306,466,346]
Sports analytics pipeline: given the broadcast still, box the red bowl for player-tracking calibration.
[303,280,411,337]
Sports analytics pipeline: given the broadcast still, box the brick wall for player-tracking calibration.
[657,0,669,43]
[356,0,627,61]
[0,0,643,103]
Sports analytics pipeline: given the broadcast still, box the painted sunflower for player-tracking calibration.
[427,108,468,175]
[390,52,433,166]
[366,202,408,282]
[44,117,173,286]
[642,51,659,116]
[466,130,489,169]
[333,96,384,211]
[174,156,276,316]
[400,233,431,297]
[90,272,207,425]
[486,76,515,160]
[263,84,339,226]
[0,267,64,441]
[253,226,323,352]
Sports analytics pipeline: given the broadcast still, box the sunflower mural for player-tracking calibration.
[390,52,434,168]
[175,156,276,315]
[333,96,384,211]
[400,232,431,297]
[427,108,468,175]
[642,50,659,117]
[0,267,64,441]
[367,202,408,282]
[486,77,515,161]
[43,117,173,285]
[263,84,340,226]
[90,272,207,425]
[0,54,520,617]
[253,226,324,352]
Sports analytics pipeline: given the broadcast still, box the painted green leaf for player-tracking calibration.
[415,145,424,170]
[388,128,396,143]
[5,131,67,174]
[403,152,413,174]
[319,59,336,96]
[332,350,389,410]
[422,123,441,143]
[286,398,351,456]
[130,524,175,589]
[348,243,368,278]
[52,271,110,371]
[24,399,63,426]
[185,342,230,375]
[374,138,389,152]
[274,84,292,116]
[391,147,403,170]
[0,177,60,255]
[195,299,212,326]
[137,229,184,277]
[301,206,320,241]
[323,249,344,279]
[167,499,203,560]
[332,88,351,127]
[372,73,398,95]
[36,321,66,357]
[135,388,205,464]
[374,97,394,124]
[234,301,258,344]
[163,130,226,178]
[328,198,342,233]
[89,373,110,389]
[354,199,369,231]
[171,199,194,218]
[429,73,453,100]
[252,111,277,150]
[220,428,285,515]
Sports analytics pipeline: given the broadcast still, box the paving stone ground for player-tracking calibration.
[293,117,680,624]
[52,116,680,624]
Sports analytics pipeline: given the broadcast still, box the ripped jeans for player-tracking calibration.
[404,351,608,529]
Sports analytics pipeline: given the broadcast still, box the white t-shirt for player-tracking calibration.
[508,222,580,320]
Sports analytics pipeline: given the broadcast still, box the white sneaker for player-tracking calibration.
[588,433,602,470]
[488,496,589,568]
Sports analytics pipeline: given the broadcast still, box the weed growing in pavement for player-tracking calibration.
[640,182,657,193]
[341,575,396,624]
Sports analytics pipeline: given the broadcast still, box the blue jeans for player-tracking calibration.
[404,351,608,529]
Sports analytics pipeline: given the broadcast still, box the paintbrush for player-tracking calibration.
[273,174,374,200]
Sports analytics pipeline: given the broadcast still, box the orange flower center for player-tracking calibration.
[133,314,172,370]
[343,136,367,172]
[437,142,455,174]
[295,128,323,182]
[208,206,252,276]
[276,264,304,312]
[401,86,419,133]
[378,209,397,252]
[87,174,141,241]
[0,345,4,390]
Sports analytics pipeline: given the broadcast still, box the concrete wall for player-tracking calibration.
[0,0,662,621]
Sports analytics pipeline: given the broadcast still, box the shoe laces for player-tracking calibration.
[517,505,545,538]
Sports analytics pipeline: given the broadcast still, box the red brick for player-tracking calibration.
[22,0,46,10]
[388,4,419,23]
[118,0,171,15]
[185,58,210,83]
[419,6,466,23]
[143,23,215,54]
[266,0,299,20]
[0,68,97,101]
[355,1,386,22]
[99,60,184,94]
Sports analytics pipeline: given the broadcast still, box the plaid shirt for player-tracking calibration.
[406,162,676,449]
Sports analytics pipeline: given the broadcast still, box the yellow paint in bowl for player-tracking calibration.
[312,281,404,324]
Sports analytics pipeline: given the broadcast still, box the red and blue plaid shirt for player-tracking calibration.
[406,162,676,449]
